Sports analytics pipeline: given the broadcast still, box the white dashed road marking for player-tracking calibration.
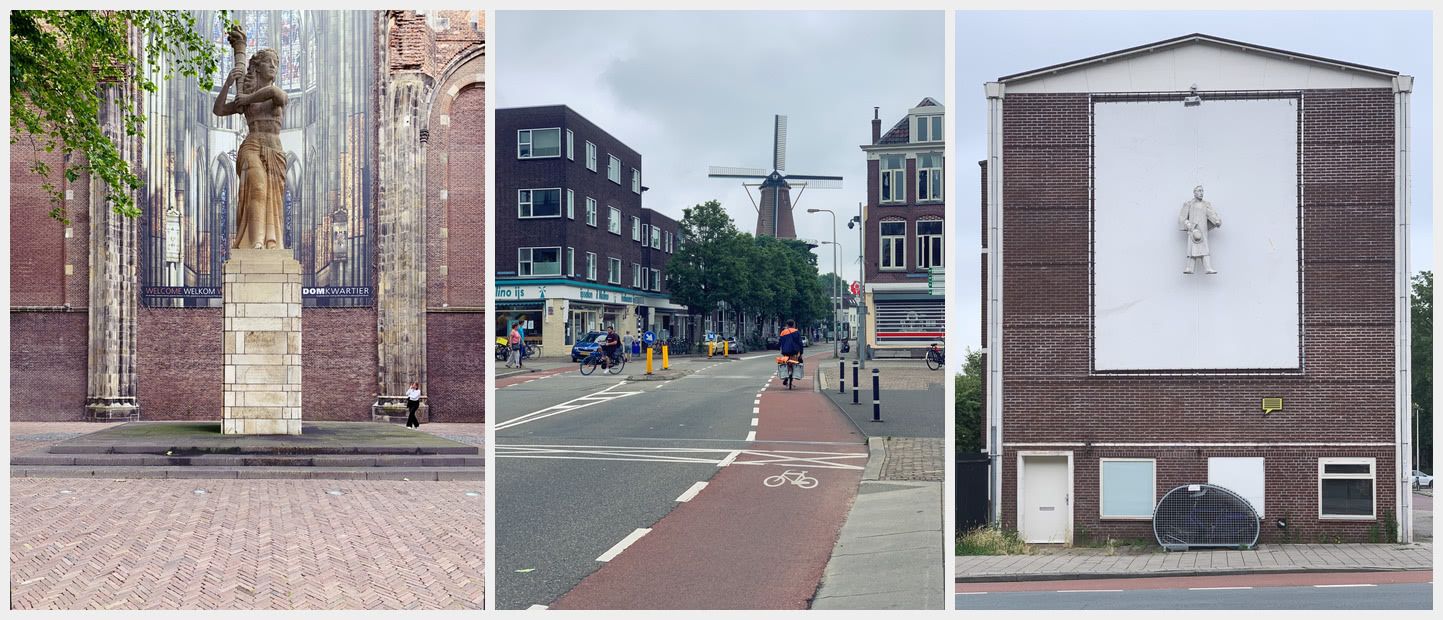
[674,481,708,503]
[596,528,651,562]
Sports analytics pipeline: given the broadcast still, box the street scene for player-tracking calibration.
[955,11,1432,611]
[494,10,944,609]
[9,10,486,610]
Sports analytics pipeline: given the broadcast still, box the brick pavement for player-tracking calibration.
[955,543,1433,582]
[879,437,944,482]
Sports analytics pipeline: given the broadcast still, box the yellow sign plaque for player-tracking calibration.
[1262,398,1283,415]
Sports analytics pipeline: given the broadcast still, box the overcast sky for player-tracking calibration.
[498,11,945,287]
[953,11,1434,356]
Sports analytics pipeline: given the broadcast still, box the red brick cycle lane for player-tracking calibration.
[551,358,866,609]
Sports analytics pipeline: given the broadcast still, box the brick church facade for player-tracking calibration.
[982,35,1416,544]
[10,10,486,423]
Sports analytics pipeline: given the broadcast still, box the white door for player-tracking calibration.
[1021,455,1070,543]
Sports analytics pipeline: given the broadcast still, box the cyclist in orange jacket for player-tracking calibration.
[778,320,804,386]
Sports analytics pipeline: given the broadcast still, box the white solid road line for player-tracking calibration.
[526,604,548,610]
[717,450,741,467]
[1313,584,1377,588]
[596,528,652,562]
[675,481,708,502]
[1056,589,1124,593]
[746,431,756,441]
[496,381,641,431]
[1188,586,1254,590]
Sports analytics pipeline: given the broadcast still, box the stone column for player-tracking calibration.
[86,79,141,421]
[373,11,435,422]
[223,249,302,435]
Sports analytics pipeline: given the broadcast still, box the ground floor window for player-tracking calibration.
[1319,458,1375,519]
[1100,458,1155,519]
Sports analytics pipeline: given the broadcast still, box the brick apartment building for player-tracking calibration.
[495,105,688,355]
[860,98,946,357]
[982,34,1416,544]
[9,10,486,422]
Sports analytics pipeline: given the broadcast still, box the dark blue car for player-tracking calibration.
[570,331,607,362]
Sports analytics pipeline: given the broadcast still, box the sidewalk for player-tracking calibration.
[954,542,1434,583]
[817,359,944,438]
[812,437,945,609]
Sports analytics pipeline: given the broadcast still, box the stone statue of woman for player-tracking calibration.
[213,27,288,250]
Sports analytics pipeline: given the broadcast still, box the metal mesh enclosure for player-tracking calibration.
[1153,484,1261,551]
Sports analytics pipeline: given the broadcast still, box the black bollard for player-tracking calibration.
[839,360,845,394]
[871,367,882,422]
[851,360,859,405]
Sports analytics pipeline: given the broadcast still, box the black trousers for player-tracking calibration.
[406,399,420,427]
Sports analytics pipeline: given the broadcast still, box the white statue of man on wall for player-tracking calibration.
[1179,185,1221,274]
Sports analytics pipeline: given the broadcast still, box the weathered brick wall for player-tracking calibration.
[1000,89,1398,540]
[10,143,89,307]
[136,308,223,419]
[386,10,437,76]
[426,311,484,422]
[434,80,485,308]
[301,308,380,420]
[9,311,89,420]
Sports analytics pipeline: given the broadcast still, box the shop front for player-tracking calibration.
[494,279,686,358]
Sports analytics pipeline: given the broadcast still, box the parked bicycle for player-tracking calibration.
[578,348,626,376]
[925,342,944,371]
[495,339,538,362]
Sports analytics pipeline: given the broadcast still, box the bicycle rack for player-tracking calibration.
[1153,483,1261,551]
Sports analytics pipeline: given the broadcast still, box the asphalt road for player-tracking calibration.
[495,353,865,609]
[955,571,1432,610]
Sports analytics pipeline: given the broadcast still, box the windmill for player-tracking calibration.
[708,115,843,239]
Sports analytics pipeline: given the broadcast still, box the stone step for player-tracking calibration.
[10,466,483,481]
[46,444,479,456]
[13,454,481,468]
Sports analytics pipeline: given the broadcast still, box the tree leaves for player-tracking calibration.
[10,10,230,223]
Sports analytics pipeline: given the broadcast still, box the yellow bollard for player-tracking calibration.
[646,347,654,375]
[724,340,730,357]
[708,341,715,357]
[662,344,670,370]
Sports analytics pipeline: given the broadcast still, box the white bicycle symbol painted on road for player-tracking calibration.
[763,469,819,489]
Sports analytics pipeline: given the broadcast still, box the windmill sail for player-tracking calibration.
[773,115,788,172]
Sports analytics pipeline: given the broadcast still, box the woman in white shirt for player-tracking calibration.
[406,382,423,428]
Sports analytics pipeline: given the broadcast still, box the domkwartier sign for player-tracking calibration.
[138,9,376,308]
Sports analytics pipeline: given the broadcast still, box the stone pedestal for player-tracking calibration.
[223,249,302,435]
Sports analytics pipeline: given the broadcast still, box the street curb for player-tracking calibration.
[496,367,540,379]
[952,565,1432,584]
[862,436,885,481]
[625,369,692,381]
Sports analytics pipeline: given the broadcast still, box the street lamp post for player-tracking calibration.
[847,202,866,369]
[807,208,840,358]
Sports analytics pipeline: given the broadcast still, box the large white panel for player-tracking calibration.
[1094,98,1299,370]
[1209,457,1266,517]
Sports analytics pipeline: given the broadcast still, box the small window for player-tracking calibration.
[608,155,622,184]
[517,247,561,276]
[651,227,661,249]
[566,189,575,219]
[917,153,943,202]
[585,141,597,171]
[517,128,561,159]
[585,198,597,227]
[880,154,906,204]
[633,263,642,288]
[664,230,672,253]
[608,207,622,235]
[914,115,941,143]
[880,220,906,270]
[632,216,641,241]
[650,268,661,292]
[566,247,575,276]
[632,168,641,194]
[1319,458,1376,519]
[565,129,574,160]
[608,257,622,284]
[640,223,650,244]
[586,252,597,281]
[1100,459,1156,519]
[518,188,562,218]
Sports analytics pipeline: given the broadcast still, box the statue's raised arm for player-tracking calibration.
[214,25,289,250]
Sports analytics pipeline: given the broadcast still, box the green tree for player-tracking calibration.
[1413,271,1432,472]
[11,10,230,223]
[666,200,748,340]
[955,350,984,454]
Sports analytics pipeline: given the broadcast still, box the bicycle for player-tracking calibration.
[776,355,803,390]
[763,469,819,489]
[925,342,945,371]
[578,349,626,376]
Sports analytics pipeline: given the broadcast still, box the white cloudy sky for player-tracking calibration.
[953,11,1434,353]
[498,11,945,286]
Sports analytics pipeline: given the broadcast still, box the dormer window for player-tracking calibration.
[914,114,942,143]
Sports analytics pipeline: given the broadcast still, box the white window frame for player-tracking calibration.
[517,128,561,159]
[517,246,562,277]
[585,197,597,227]
[1318,458,1377,520]
[1099,458,1156,520]
[566,247,575,277]
[640,223,650,244]
[880,220,906,271]
[632,168,641,194]
[633,263,642,288]
[914,114,942,143]
[608,155,622,184]
[566,129,574,160]
[650,268,661,292]
[664,231,672,253]
[566,189,575,220]
[880,154,906,204]
[916,217,944,270]
[608,207,622,235]
[586,252,597,281]
[917,152,943,202]
[585,141,598,171]
[607,257,622,285]
[632,216,641,241]
[518,188,562,219]
[651,227,661,249]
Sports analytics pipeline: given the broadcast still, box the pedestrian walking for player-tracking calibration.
[517,322,527,368]
[507,324,522,368]
[405,381,422,428]
[622,331,635,361]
